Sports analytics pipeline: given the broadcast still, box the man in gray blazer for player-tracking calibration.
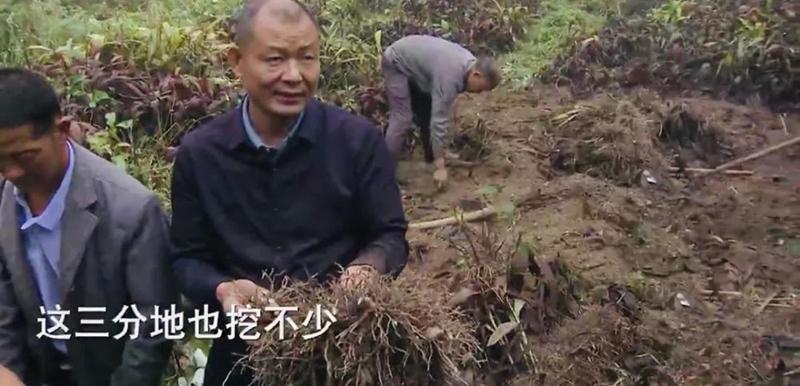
[0,68,180,385]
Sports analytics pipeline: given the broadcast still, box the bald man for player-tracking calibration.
[168,0,408,384]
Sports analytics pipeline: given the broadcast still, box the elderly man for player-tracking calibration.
[0,68,179,386]
[168,0,409,384]
[381,35,502,188]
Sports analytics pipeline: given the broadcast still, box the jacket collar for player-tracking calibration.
[0,140,99,319]
[13,140,75,231]
[222,96,322,152]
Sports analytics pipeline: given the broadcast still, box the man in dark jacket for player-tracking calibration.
[0,68,179,386]
[168,0,409,385]
[381,35,502,189]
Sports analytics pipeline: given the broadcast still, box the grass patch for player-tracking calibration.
[0,0,237,70]
[501,0,621,86]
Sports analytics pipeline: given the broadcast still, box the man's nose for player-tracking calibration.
[282,59,303,82]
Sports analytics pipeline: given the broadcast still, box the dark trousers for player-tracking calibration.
[203,335,329,386]
[410,82,434,163]
[43,351,78,386]
[382,54,434,163]
[203,336,254,386]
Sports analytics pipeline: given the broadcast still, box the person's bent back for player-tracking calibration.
[380,35,501,188]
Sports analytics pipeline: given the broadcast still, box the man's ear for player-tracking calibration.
[470,70,486,84]
[56,115,87,143]
[226,46,243,77]
[55,116,72,134]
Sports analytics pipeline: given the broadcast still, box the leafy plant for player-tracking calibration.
[648,0,688,27]
[502,0,620,85]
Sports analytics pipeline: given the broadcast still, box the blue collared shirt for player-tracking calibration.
[241,95,305,155]
[14,141,75,354]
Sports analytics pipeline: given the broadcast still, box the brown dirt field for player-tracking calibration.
[395,83,800,385]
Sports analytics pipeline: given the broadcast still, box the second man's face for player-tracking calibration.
[0,122,68,193]
[466,71,491,93]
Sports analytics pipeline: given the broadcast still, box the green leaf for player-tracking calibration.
[374,29,382,49]
[476,185,499,196]
[516,242,532,257]
[88,33,105,47]
[112,155,128,170]
[26,45,53,53]
[118,120,134,130]
[498,201,516,216]
[786,239,800,257]
[487,321,518,347]
[512,298,526,320]
[105,112,117,128]
[86,132,111,155]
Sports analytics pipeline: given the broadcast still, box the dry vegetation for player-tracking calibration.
[240,274,480,386]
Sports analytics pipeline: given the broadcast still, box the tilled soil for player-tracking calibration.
[397,83,800,385]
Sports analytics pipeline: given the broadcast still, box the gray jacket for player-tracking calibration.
[0,142,179,386]
[383,35,476,158]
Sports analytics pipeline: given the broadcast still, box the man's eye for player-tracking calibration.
[17,151,37,160]
[265,57,283,64]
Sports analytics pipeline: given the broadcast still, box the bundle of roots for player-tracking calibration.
[238,273,480,386]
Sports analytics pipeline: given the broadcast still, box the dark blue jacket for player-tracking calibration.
[169,96,409,309]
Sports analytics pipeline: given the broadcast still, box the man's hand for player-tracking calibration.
[433,167,448,190]
[0,366,24,386]
[339,265,378,289]
[433,157,448,190]
[216,280,272,345]
[215,279,263,314]
[444,150,461,160]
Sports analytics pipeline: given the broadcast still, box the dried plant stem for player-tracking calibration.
[669,167,753,175]
[698,135,800,177]
[409,206,497,230]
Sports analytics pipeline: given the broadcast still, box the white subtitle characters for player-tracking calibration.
[189,304,223,339]
[37,305,70,340]
[226,305,262,341]
[151,304,186,340]
[35,302,339,341]
[301,304,337,340]
[263,305,299,340]
[112,305,147,340]
[75,307,109,338]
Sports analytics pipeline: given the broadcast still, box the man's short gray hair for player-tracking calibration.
[228,0,320,46]
[474,55,502,89]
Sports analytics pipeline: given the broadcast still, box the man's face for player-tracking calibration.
[0,123,67,192]
[465,71,492,93]
[231,10,321,118]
